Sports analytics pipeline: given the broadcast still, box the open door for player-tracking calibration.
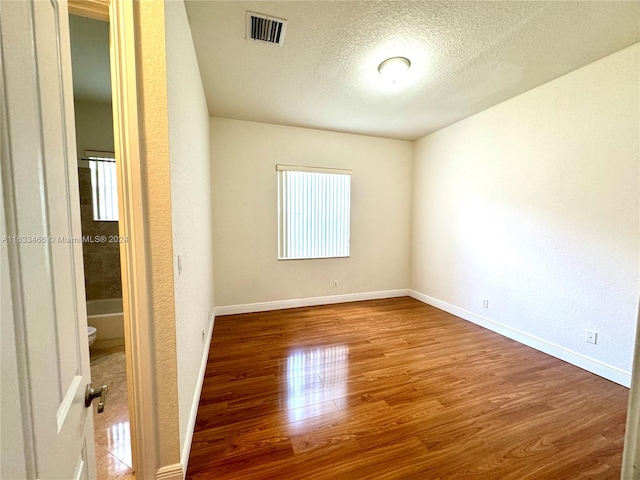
[1,0,100,477]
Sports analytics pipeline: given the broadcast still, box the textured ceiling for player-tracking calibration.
[69,14,111,104]
[185,1,640,141]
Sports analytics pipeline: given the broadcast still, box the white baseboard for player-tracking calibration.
[180,311,216,474]
[156,463,183,480]
[214,289,410,316]
[213,289,631,386]
[409,290,631,387]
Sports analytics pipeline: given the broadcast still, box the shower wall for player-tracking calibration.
[74,100,122,300]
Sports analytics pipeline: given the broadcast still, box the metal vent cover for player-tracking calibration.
[246,12,287,46]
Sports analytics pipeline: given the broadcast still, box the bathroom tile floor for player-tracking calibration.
[90,345,134,480]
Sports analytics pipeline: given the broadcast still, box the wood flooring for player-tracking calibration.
[186,297,629,479]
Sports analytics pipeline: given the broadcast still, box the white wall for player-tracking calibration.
[73,100,114,157]
[411,44,639,383]
[164,0,214,468]
[211,118,413,308]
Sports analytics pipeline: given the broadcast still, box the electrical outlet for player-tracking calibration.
[586,330,597,345]
[177,254,183,275]
[481,299,489,308]
[333,280,338,288]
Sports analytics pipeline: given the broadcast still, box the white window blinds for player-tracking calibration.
[87,151,118,221]
[277,165,351,260]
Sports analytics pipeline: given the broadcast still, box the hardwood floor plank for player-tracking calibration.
[186,297,629,479]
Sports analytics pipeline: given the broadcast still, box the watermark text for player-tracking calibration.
[2,235,128,244]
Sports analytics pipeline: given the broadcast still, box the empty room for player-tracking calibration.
[1,0,638,479]
[183,1,640,478]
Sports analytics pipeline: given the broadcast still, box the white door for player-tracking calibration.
[1,0,98,478]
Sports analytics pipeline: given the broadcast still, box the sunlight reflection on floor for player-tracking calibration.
[90,346,133,479]
[285,345,349,424]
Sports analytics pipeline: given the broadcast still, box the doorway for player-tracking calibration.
[69,12,133,479]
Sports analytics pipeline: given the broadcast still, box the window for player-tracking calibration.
[86,151,118,221]
[277,164,351,260]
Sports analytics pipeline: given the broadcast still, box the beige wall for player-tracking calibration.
[411,44,639,377]
[164,0,214,465]
[211,118,413,307]
[73,100,114,156]
[133,0,180,472]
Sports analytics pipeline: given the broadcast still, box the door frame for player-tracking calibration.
[69,0,159,477]
[109,0,149,477]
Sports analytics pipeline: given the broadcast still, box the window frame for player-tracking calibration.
[277,164,352,261]
[84,150,118,222]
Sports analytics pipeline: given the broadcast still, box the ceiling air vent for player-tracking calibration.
[246,12,287,46]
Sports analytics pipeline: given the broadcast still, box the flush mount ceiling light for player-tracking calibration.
[378,56,411,82]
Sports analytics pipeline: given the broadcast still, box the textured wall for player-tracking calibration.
[211,118,413,307]
[164,0,214,463]
[133,0,180,471]
[411,44,639,375]
[73,100,121,300]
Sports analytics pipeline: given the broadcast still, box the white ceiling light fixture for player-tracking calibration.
[378,56,411,83]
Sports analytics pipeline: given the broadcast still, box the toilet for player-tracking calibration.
[88,326,97,347]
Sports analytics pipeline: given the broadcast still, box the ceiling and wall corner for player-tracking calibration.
[184,1,640,141]
[71,2,640,141]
